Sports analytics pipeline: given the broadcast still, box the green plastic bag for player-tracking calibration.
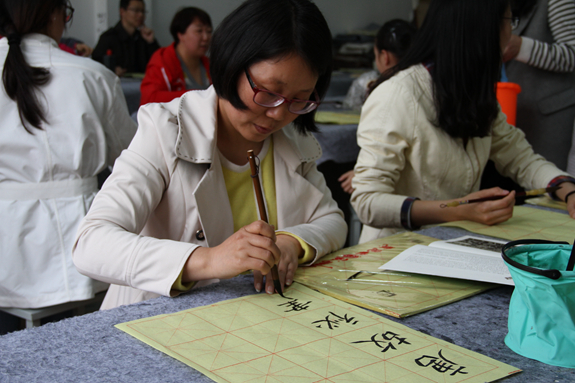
[502,239,575,368]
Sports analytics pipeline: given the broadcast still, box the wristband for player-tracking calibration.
[547,176,575,200]
[400,197,420,231]
[564,190,575,204]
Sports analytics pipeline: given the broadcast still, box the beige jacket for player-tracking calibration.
[351,64,568,243]
[73,87,346,309]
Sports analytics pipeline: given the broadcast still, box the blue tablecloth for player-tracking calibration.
[1,223,574,382]
[120,77,142,116]
[313,123,359,165]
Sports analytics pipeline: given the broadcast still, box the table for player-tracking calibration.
[1,225,573,382]
[313,123,359,166]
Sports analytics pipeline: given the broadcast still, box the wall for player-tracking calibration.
[65,0,412,48]
[149,0,412,47]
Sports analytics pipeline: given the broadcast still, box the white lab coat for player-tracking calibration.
[73,86,347,310]
[0,34,137,308]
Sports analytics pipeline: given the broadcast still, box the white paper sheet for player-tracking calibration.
[379,236,514,286]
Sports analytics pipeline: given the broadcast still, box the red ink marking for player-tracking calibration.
[312,245,393,267]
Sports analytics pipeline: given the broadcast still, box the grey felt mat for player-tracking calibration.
[1,227,574,382]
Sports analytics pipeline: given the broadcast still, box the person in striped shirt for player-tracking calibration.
[504,0,575,172]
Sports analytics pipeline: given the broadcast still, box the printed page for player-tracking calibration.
[379,244,514,286]
[429,235,508,257]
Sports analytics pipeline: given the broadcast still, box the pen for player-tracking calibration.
[247,150,284,297]
[441,186,561,208]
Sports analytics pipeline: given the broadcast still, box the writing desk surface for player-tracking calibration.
[1,226,573,382]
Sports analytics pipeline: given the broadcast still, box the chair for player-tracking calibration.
[0,291,106,328]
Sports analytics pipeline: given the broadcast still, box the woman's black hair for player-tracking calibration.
[369,0,510,140]
[1,0,67,133]
[210,0,333,134]
[119,0,142,10]
[170,7,212,45]
[375,19,417,60]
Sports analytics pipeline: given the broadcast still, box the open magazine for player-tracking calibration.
[379,235,514,285]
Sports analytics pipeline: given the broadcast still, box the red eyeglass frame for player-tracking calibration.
[244,69,320,115]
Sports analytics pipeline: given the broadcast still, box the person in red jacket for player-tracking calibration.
[140,7,211,105]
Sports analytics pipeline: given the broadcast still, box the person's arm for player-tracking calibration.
[505,0,575,72]
[74,104,285,296]
[490,108,571,188]
[552,179,575,218]
[488,108,575,218]
[73,106,197,297]
[352,78,518,229]
[258,156,346,293]
[140,26,160,58]
[273,159,347,265]
[182,221,280,283]
[103,75,138,163]
[410,188,515,227]
[351,81,416,230]
[338,170,355,194]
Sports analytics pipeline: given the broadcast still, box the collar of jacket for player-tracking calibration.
[1,33,59,49]
[114,21,141,42]
[169,86,323,168]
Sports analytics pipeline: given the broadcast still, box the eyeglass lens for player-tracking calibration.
[254,91,316,114]
[66,5,74,22]
[128,8,147,14]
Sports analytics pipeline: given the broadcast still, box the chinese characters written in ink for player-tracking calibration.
[415,349,468,376]
[312,312,359,329]
[278,299,311,313]
[352,331,411,353]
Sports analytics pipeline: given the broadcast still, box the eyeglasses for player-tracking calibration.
[65,3,74,23]
[503,16,520,30]
[127,8,148,15]
[244,69,319,115]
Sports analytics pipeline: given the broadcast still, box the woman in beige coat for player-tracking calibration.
[73,0,346,309]
[351,0,575,243]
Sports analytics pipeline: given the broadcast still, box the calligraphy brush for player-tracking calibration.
[441,186,561,208]
[247,150,284,297]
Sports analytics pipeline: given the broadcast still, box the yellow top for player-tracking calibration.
[172,138,314,292]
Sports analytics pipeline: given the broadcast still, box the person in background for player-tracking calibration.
[503,0,575,171]
[351,0,575,244]
[0,34,93,57]
[0,0,136,312]
[73,0,346,310]
[339,19,416,195]
[343,19,416,111]
[140,7,212,105]
[92,0,159,76]
[60,36,93,56]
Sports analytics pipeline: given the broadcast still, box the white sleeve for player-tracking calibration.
[519,0,575,72]
[103,76,138,166]
[351,81,413,229]
[73,106,198,297]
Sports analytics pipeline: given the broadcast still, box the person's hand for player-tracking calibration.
[453,187,515,225]
[554,182,575,219]
[75,43,93,57]
[115,66,127,77]
[503,34,522,62]
[139,25,155,43]
[338,170,355,194]
[183,221,280,282]
[252,234,303,294]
